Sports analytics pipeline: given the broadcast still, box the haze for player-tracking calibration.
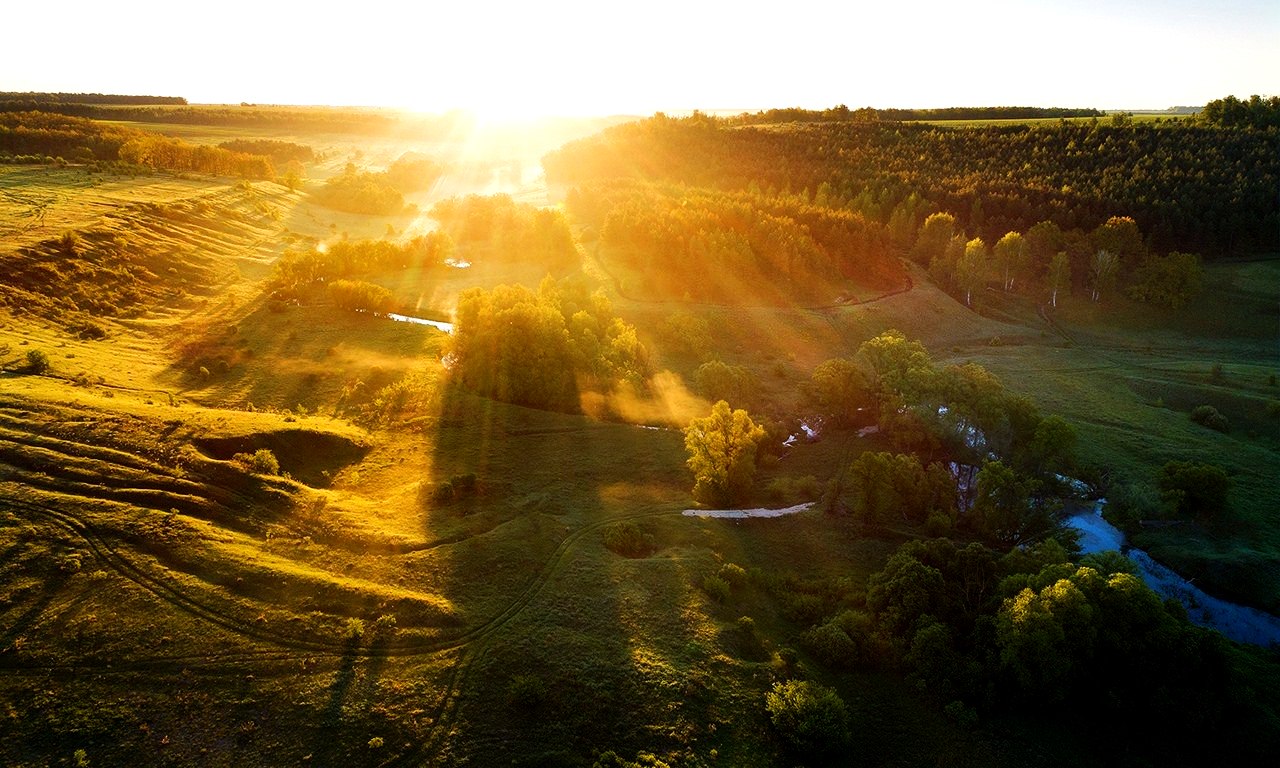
[5,0,1277,117]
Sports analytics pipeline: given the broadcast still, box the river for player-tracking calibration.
[1066,502,1280,646]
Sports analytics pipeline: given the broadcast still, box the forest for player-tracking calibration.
[544,108,1280,254]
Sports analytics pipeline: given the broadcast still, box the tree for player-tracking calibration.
[956,237,988,307]
[1089,249,1119,302]
[684,400,766,507]
[970,459,1054,548]
[808,357,871,426]
[1156,461,1230,519]
[911,211,956,265]
[1046,251,1070,308]
[1092,215,1146,262]
[25,349,50,373]
[1127,252,1204,309]
[764,680,851,757]
[993,231,1028,291]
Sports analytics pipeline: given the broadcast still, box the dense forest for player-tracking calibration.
[544,104,1280,255]
[0,111,273,177]
[568,180,902,303]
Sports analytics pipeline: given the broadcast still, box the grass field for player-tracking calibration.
[0,115,1276,766]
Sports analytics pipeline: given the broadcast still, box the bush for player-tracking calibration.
[602,521,656,558]
[233,448,280,475]
[25,349,50,373]
[1157,461,1230,519]
[701,574,731,603]
[1190,404,1229,432]
[717,562,748,589]
[765,680,851,757]
[765,475,822,504]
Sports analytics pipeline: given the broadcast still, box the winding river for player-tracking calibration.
[1066,502,1280,646]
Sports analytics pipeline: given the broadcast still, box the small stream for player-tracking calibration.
[385,313,454,333]
[1066,502,1280,646]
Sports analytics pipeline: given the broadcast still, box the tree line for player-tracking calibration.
[0,111,274,178]
[0,92,187,105]
[720,104,1104,126]
[568,180,902,304]
[268,233,455,299]
[544,101,1279,255]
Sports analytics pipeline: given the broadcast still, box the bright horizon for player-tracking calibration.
[4,0,1277,119]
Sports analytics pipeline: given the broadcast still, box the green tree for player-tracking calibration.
[993,231,1028,291]
[956,237,988,307]
[807,357,871,426]
[764,680,851,757]
[1156,461,1230,519]
[911,211,956,265]
[1046,251,1071,308]
[970,459,1054,548]
[1089,249,1119,302]
[684,400,766,507]
[1127,251,1204,309]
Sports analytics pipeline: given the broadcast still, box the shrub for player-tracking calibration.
[717,562,748,590]
[505,674,548,710]
[764,475,822,504]
[603,521,656,558]
[701,574,731,603]
[1157,461,1230,519]
[25,349,50,373]
[233,448,280,475]
[765,680,851,757]
[1190,404,1229,432]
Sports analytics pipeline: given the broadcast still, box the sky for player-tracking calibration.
[3,0,1277,117]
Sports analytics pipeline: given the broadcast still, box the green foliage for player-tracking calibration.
[592,751,672,768]
[1128,251,1204,308]
[24,348,50,373]
[658,311,712,358]
[684,400,766,506]
[217,139,313,165]
[431,194,577,271]
[1190,404,1230,432]
[449,279,649,411]
[270,233,454,297]
[806,357,871,426]
[764,680,851,757]
[701,574,732,603]
[232,448,280,476]
[969,459,1056,549]
[692,359,756,408]
[1199,94,1280,129]
[602,521,657,558]
[313,164,404,214]
[764,474,821,504]
[847,451,956,526]
[569,180,902,303]
[327,279,396,313]
[1156,460,1230,518]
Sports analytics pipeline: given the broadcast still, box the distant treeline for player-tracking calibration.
[0,102,463,136]
[0,92,187,105]
[431,194,578,272]
[0,111,273,178]
[545,102,1279,255]
[721,105,1104,125]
